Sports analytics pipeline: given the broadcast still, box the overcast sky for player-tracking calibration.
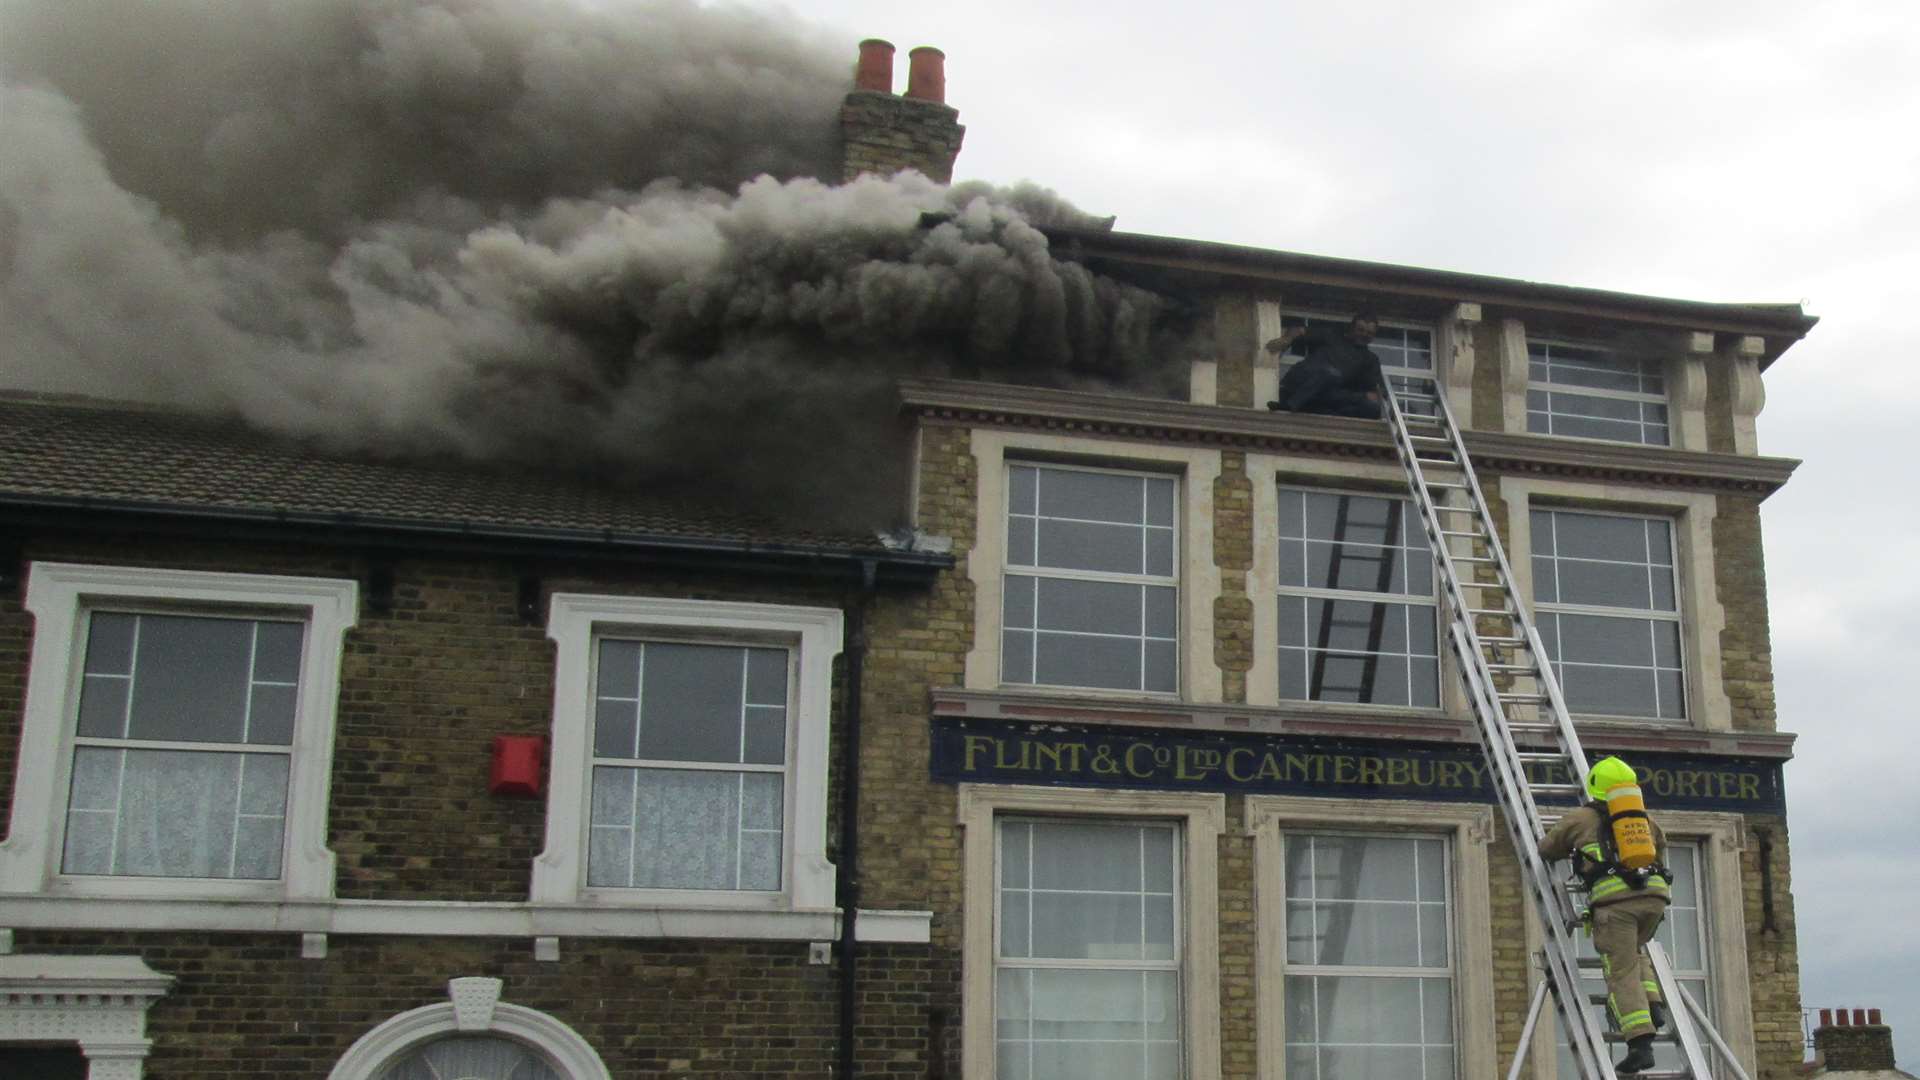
[785,0,1919,1067]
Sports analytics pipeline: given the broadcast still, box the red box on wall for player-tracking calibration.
[490,735,546,797]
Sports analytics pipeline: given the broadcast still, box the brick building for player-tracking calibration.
[0,39,1816,1080]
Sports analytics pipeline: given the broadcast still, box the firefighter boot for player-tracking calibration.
[1616,1034,1658,1074]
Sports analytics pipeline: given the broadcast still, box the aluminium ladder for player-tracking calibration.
[1376,377,1744,1080]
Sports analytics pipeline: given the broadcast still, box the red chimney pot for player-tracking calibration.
[1871,1008,1883,1025]
[855,39,895,93]
[906,46,946,103]
[1821,1009,1833,1027]
[1854,1008,1870,1026]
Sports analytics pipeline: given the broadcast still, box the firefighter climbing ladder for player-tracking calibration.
[1377,379,1747,1080]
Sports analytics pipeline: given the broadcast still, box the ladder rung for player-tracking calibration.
[1485,663,1538,672]
[1467,607,1513,616]
[1532,783,1583,795]
[1498,692,1549,700]
[1439,529,1483,539]
[1423,481,1469,490]
[1517,753,1564,765]
[1449,554,1495,563]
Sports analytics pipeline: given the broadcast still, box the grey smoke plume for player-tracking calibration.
[0,0,1189,528]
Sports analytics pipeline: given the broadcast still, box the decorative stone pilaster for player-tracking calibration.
[1438,302,1481,422]
[1671,331,1713,451]
[1498,318,1530,432]
[0,955,172,1079]
[1727,335,1767,455]
[1253,298,1286,410]
[1213,294,1259,408]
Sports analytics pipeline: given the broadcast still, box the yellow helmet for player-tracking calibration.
[1585,756,1638,801]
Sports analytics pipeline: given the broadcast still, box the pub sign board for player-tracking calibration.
[930,716,1785,814]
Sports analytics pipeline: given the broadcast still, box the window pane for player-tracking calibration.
[126,614,255,744]
[247,683,297,746]
[594,698,639,759]
[252,621,305,683]
[1534,510,1687,720]
[587,766,783,891]
[1558,613,1656,667]
[375,1036,565,1080]
[996,968,1180,1080]
[1002,629,1035,684]
[84,612,136,674]
[1555,513,1650,562]
[1145,477,1177,527]
[742,705,786,765]
[636,642,746,764]
[997,817,1182,1080]
[1036,577,1143,636]
[1555,559,1653,609]
[1144,640,1178,695]
[1040,469,1148,525]
[1035,632,1143,691]
[744,648,786,705]
[63,748,286,879]
[1284,836,1455,1076]
[1038,519,1145,575]
[1004,575,1036,628]
[76,672,130,739]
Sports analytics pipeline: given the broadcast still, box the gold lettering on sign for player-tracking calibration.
[963,736,995,772]
[1126,743,1157,779]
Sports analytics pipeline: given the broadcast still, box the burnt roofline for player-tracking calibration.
[0,495,952,586]
[1043,226,1817,363]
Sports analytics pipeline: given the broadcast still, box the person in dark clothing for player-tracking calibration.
[1265,312,1384,419]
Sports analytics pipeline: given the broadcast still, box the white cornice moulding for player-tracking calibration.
[0,895,932,944]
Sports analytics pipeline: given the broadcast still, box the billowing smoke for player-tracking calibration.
[0,0,1192,529]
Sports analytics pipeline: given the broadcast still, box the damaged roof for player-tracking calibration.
[0,392,949,582]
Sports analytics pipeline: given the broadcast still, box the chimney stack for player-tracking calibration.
[1813,1006,1901,1072]
[839,39,966,183]
[905,46,946,103]
[854,39,895,93]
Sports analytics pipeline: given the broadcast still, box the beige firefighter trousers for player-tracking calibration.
[1590,893,1670,1040]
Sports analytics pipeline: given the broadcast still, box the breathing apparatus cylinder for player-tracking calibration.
[1601,780,1657,870]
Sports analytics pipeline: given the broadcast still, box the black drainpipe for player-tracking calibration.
[837,559,877,1080]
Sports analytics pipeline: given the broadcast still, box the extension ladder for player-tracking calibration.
[1377,379,1745,1080]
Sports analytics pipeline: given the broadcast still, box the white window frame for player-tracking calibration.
[1247,795,1497,1080]
[1001,460,1182,697]
[1531,506,1688,724]
[1246,454,1462,719]
[1522,811,1756,1079]
[963,430,1222,704]
[1499,477,1731,732]
[1526,339,1672,447]
[0,563,356,901]
[532,595,840,915]
[1274,485,1442,710]
[330,976,610,1080]
[959,785,1224,1080]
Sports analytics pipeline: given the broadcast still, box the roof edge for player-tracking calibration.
[1,495,954,584]
[1043,226,1818,364]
